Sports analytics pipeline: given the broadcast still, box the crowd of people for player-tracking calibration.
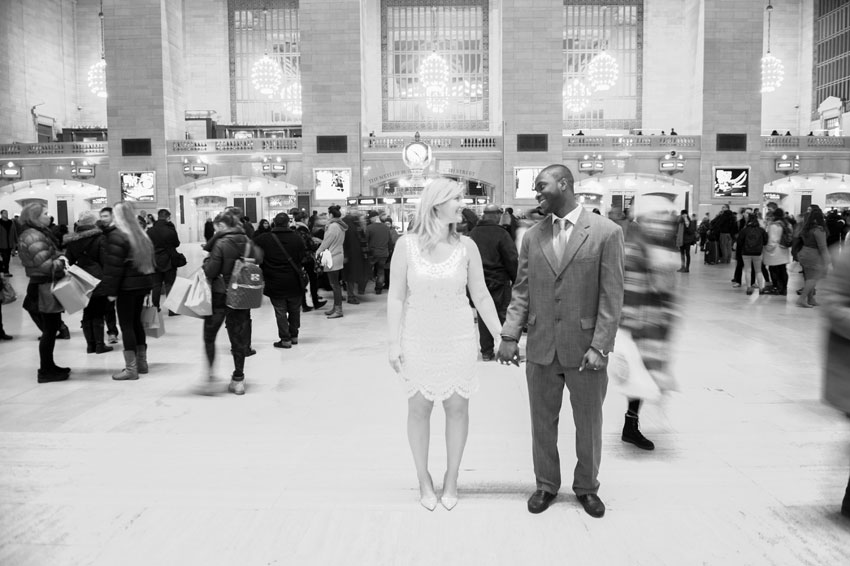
[1,174,849,519]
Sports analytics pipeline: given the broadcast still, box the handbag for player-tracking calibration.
[67,264,101,298]
[608,328,661,401]
[271,234,309,291]
[38,278,64,314]
[52,276,90,314]
[170,249,188,268]
[1,277,16,305]
[141,295,165,338]
[184,268,212,316]
[319,249,333,270]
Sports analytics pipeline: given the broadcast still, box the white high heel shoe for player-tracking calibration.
[420,492,438,511]
[440,493,458,511]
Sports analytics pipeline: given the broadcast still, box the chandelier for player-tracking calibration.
[564,78,591,113]
[281,79,302,117]
[87,2,107,98]
[761,2,784,93]
[252,55,283,97]
[586,8,618,92]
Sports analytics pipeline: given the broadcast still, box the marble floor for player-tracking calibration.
[0,244,848,566]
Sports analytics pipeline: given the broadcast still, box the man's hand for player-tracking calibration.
[579,348,607,372]
[108,296,117,302]
[388,342,403,374]
[497,339,520,366]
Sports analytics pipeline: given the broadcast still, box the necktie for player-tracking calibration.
[555,217,569,259]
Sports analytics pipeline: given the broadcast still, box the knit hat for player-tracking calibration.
[77,210,99,226]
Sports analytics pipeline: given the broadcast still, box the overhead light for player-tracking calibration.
[579,154,604,174]
[88,3,107,98]
[774,154,800,173]
[761,2,784,93]
[71,160,96,179]
[1,161,21,180]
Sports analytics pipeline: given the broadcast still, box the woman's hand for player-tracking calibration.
[388,342,403,373]
[108,296,117,302]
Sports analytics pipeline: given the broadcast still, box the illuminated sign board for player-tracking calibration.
[514,167,542,199]
[120,171,156,202]
[713,166,749,198]
[314,168,351,200]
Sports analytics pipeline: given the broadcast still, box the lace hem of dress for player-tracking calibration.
[402,378,479,402]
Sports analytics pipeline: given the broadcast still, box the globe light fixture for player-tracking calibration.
[88,4,107,98]
[252,55,283,97]
[761,2,784,93]
[587,50,618,92]
[564,78,591,113]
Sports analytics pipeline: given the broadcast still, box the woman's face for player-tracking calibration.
[39,209,50,226]
[214,222,227,233]
[433,192,464,225]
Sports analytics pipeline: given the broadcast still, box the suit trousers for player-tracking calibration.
[527,359,608,496]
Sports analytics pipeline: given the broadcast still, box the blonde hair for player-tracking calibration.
[411,177,462,253]
[112,202,155,274]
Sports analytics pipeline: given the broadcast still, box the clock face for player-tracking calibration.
[404,142,430,166]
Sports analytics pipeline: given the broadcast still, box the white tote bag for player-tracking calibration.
[608,328,661,401]
[319,249,333,270]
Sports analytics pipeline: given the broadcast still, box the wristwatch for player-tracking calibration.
[592,346,609,358]
[500,335,518,342]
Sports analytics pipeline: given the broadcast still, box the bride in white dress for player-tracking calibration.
[387,178,504,511]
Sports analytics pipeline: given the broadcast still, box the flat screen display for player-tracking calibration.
[514,167,542,199]
[713,166,749,198]
[120,171,156,202]
[314,168,351,200]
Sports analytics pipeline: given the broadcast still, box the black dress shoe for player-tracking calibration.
[527,490,557,514]
[577,494,605,518]
[245,348,257,357]
[37,369,69,383]
[315,299,328,308]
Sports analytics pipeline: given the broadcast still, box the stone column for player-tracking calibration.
[103,0,185,210]
[700,0,764,209]
[300,0,363,205]
[502,0,564,207]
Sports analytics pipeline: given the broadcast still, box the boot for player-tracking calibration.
[57,323,71,340]
[92,319,112,354]
[228,372,245,395]
[136,344,148,374]
[622,412,655,450]
[112,350,139,381]
[81,320,96,354]
[326,305,343,319]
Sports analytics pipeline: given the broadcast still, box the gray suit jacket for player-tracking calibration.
[502,208,625,367]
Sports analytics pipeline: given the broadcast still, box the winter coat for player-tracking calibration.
[342,216,369,289]
[365,221,392,259]
[468,218,518,289]
[100,226,155,296]
[676,215,696,247]
[203,227,252,295]
[147,219,181,273]
[18,225,65,284]
[315,218,347,273]
[254,227,306,299]
[0,218,18,249]
[736,225,767,256]
[63,225,108,296]
[710,210,737,235]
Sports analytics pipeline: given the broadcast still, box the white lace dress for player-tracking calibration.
[400,235,479,401]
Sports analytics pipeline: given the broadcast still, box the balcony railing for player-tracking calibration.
[364,136,502,152]
[564,135,700,151]
[168,138,301,154]
[0,142,107,157]
[762,136,848,150]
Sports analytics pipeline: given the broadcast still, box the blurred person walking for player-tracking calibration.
[387,178,504,511]
[736,214,768,295]
[342,212,369,304]
[469,204,518,361]
[101,203,155,380]
[200,212,254,395]
[99,207,120,344]
[796,205,831,308]
[63,210,113,354]
[710,204,737,264]
[676,209,696,273]
[762,208,792,295]
[365,210,393,295]
[291,210,326,311]
[17,203,71,382]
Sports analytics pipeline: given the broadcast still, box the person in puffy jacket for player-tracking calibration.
[17,203,70,383]
[63,210,112,355]
[200,212,253,395]
[315,205,347,319]
[100,203,155,381]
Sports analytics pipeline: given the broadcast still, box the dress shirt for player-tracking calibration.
[552,204,582,254]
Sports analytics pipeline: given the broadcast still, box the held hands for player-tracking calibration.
[388,342,403,374]
[496,339,520,366]
[108,296,117,302]
[579,348,607,372]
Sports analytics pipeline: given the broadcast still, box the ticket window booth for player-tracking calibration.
[195,196,227,239]
[576,193,603,214]
[267,195,297,221]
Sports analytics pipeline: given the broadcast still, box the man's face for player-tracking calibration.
[0,210,7,220]
[100,211,113,225]
[721,205,729,212]
[533,171,566,215]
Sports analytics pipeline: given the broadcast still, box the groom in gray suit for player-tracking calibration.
[497,164,624,518]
